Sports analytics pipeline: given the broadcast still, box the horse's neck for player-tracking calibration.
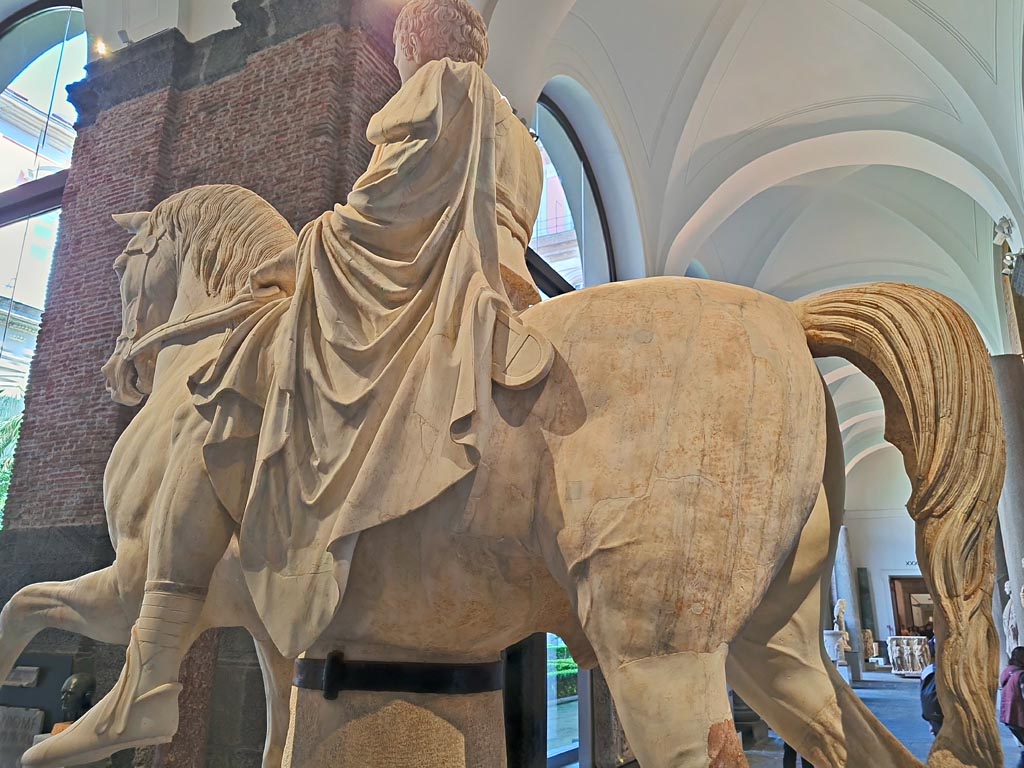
[151,277,229,390]
[167,275,221,325]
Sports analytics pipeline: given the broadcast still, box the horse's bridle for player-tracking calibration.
[114,231,284,364]
[124,291,283,362]
[112,240,160,364]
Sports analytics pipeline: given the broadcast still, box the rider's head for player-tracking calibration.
[393,0,489,84]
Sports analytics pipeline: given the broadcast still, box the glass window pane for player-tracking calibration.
[531,101,611,292]
[0,7,87,193]
[547,633,580,762]
[531,137,584,290]
[0,210,59,524]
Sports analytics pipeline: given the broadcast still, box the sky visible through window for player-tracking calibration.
[0,26,85,315]
[10,31,86,125]
[0,10,86,521]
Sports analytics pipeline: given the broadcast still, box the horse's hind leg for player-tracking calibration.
[726,487,921,768]
[604,644,747,767]
[0,566,133,680]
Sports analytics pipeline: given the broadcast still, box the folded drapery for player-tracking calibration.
[192,58,514,657]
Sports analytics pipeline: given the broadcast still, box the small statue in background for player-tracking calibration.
[893,640,909,673]
[60,675,95,723]
[912,643,926,672]
[1008,580,1022,657]
[53,674,96,736]
[833,599,847,633]
[833,599,852,654]
[862,628,875,660]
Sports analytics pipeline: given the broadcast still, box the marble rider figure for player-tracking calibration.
[21,1,545,764]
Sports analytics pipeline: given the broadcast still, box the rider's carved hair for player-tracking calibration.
[394,0,489,69]
[150,185,296,300]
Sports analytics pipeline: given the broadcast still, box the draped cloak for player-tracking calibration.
[190,59,520,658]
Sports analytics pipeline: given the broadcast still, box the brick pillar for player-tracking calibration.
[0,0,400,765]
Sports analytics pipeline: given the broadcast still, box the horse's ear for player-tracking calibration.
[112,211,150,233]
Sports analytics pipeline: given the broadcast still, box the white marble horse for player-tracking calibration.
[0,184,1004,767]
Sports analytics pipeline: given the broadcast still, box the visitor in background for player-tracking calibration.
[783,742,814,768]
[1000,646,1024,768]
[920,637,942,735]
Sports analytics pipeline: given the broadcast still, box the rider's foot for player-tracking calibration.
[21,586,205,768]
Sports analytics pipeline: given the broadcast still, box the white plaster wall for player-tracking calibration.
[178,0,238,43]
[845,446,916,637]
[82,0,237,55]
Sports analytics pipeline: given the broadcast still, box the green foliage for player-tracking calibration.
[0,389,26,529]
[547,642,579,699]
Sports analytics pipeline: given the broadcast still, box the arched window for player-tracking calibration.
[1,3,85,192]
[529,95,615,296]
[0,2,86,522]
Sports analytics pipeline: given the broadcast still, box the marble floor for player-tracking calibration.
[548,697,581,758]
[547,671,1024,766]
[746,672,1023,767]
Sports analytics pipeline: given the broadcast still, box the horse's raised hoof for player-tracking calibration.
[20,682,181,768]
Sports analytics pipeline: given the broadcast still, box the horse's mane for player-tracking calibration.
[151,185,297,300]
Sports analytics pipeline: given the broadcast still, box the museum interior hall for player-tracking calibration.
[3,0,1024,766]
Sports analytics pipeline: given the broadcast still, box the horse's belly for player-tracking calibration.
[322,502,569,661]
[526,278,827,656]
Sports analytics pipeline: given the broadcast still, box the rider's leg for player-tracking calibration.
[22,406,234,768]
[129,440,236,698]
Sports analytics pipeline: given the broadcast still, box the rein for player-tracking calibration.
[124,290,284,362]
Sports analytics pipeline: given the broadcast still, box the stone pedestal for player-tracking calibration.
[589,668,637,768]
[886,636,930,678]
[822,630,846,665]
[284,688,507,768]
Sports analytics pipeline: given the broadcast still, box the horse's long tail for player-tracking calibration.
[794,283,1005,768]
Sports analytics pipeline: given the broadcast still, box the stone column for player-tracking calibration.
[995,520,1010,660]
[992,354,1024,660]
[503,635,547,768]
[833,525,864,682]
[589,668,637,768]
[285,688,507,768]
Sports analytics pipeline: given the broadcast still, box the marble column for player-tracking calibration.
[589,668,637,768]
[992,354,1024,658]
[995,520,1010,661]
[833,525,864,682]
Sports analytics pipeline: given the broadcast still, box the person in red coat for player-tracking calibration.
[1000,646,1024,768]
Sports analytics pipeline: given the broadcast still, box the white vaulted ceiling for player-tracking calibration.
[478,0,1024,506]
[4,0,1021,507]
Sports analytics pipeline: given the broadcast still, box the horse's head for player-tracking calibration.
[103,209,178,405]
[103,185,297,406]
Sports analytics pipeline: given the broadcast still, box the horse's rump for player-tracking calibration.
[519,277,828,654]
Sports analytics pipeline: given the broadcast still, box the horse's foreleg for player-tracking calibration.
[0,566,132,680]
[253,639,292,768]
[565,499,750,767]
[603,645,748,767]
[726,487,922,768]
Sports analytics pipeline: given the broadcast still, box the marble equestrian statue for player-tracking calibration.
[0,1,1006,766]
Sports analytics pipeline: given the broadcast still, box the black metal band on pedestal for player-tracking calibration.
[293,652,506,700]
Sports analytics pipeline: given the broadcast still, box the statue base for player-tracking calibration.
[284,687,507,767]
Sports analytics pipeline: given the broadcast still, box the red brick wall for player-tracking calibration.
[5,24,399,529]
[165,26,394,228]
[4,89,176,529]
